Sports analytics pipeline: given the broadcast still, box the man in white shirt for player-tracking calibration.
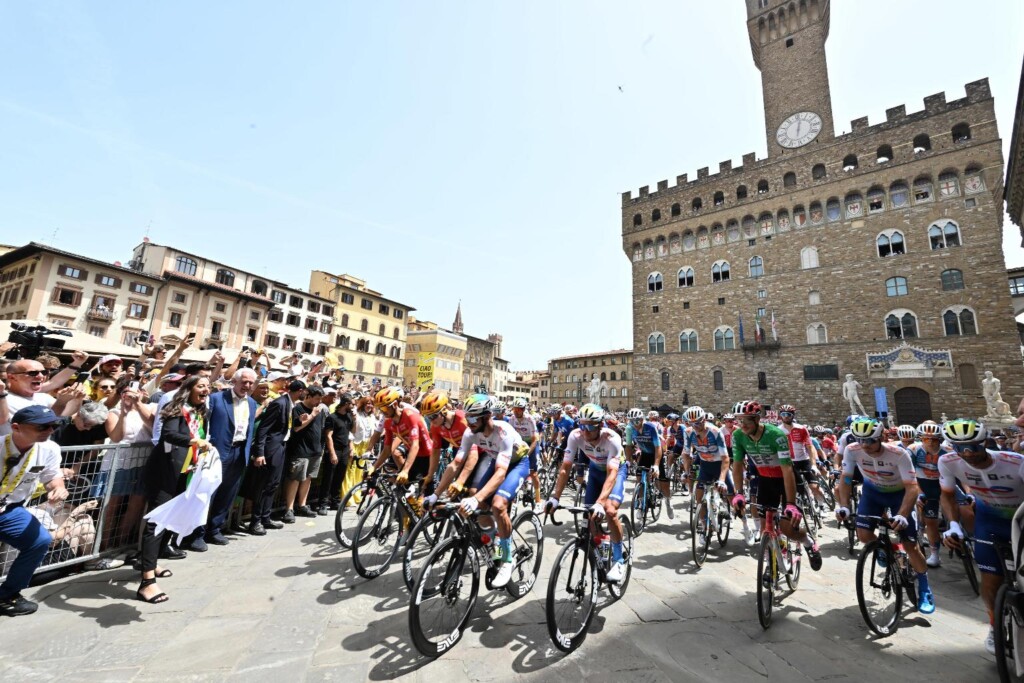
[0,405,68,616]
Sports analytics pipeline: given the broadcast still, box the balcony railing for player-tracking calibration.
[740,339,781,351]
[86,307,114,322]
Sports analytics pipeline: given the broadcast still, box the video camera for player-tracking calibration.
[5,323,73,360]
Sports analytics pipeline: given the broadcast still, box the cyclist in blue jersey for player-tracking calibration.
[624,407,669,518]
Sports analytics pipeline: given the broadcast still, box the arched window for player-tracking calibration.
[565,389,571,399]
[885,276,908,296]
[943,307,978,336]
[610,388,617,397]
[671,203,681,217]
[845,192,863,218]
[341,313,349,327]
[621,387,628,397]
[251,280,268,296]
[877,230,906,258]
[938,170,960,198]
[812,163,827,180]
[913,133,932,154]
[876,145,894,164]
[890,181,910,208]
[713,369,724,391]
[647,272,663,292]
[677,267,694,288]
[842,154,858,171]
[868,186,886,213]
[960,363,980,392]
[929,220,961,249]
[648,333,665,354]
[175,256,197,276]
[737,185,748,200]
[375,342,386,355]
[915,175,935,200]
[826,198,841,222]
[679,330,698,352]
[610,371,617,381]
[713,191,725,206]
[652,208,661,221]
[808,290,821,305]
[633,213,642,227]
[783,172,797,188]
[390,364,399,377]
[661,371,670,391]
[806,323,827,344]
[748,256,764,278]
[885,310,918,339]
[620,371,627,381]
[941,269,964,291]
[692,198,703,213]
[714,326,735,350]
[215,269,235,287]
[600,372,606,381]
[712,260,731,283]
[758,371,768,390]
[393,326,400,339]
[360,319,368,332]
[952,123,971,143]
[800,246,819,269]
[375,323,383,336]
[757,179,769,194]
[356,358,364,372]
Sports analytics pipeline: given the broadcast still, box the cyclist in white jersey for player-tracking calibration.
[838,417,935,615]
[939,419,1024,654]
[507,397,542,504]
[546,404,629,582]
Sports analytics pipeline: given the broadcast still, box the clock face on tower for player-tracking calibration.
[776,112,823,149]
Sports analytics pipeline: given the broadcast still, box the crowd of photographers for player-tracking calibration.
[0,330,387,615]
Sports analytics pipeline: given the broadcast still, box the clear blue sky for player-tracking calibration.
[2,1,1022,369]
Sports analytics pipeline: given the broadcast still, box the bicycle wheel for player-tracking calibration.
[409,536,479,657]
[351,497,401,579]
[333,481,373,549]
[506,510,544,599]
[855,539,902,636]
[816,475,836,510]
[648,486,663,525]
[630,481,647,537]
[784,538,801,591]
[608,514,634,599]
[994,584,1024,683]
[692,499,710,568]
[546,539,598,653]
[846,518,858,556]
[402,512,457,592]
[716,499,731,547]
[756,536,775,630]
[961,539,981,597]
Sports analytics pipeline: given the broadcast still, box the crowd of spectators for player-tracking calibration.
[0,333,389,614]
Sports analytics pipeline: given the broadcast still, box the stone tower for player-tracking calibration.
[452,300,464,334]
[746,0,835,156]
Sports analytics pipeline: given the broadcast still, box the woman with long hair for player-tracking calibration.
[137,375,211,603]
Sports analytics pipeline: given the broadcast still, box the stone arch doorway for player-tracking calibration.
[894,387,932,425]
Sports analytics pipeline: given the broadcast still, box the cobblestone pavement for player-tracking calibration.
[0,490,1000,682]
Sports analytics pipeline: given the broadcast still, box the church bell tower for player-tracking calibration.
[746,0,835,156]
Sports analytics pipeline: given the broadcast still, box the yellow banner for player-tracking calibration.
[417,352,435,390]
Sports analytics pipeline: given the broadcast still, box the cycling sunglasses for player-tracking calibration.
[579,423,601,432]
[779,411,794,418]
[855,437,879,445]
[950,442,986,454]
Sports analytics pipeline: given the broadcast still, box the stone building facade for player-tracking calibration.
[623,0,1023,425]
[548,351,633,413]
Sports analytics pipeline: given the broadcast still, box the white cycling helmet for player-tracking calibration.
[683,406,706,423]
[626,408,644,421]
[896,424,916,440]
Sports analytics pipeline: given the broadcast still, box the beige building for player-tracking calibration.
[130,241,335,359]
[0,242,165,346]
[519,370,551,407]
[403,317,467,397]
[549,350,633,412]
[309,270,413,383]
[623,0,1022,424]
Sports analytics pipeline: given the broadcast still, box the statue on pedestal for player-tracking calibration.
[842,374,867,415]
[983,371,1012,418]
[586,377,606,406]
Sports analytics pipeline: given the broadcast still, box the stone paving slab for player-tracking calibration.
[0,492,1005,681]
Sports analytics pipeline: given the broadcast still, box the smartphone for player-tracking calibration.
[137,331,150,344]
[185,332,197,344]
[130,381,140,391]
[241,345,251,353]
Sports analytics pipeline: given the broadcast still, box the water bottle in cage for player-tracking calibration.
[594,532,611,566]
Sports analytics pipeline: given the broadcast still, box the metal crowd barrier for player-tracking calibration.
[0,442,151,582]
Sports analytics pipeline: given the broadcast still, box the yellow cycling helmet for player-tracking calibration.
[850,417,884,440]
[942,419,988,444]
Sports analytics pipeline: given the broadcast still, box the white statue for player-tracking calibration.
[586,377,606,405]
[983,371,1012,418]
[842,374,867,415]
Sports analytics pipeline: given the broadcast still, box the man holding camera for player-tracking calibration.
[0,350,89,437]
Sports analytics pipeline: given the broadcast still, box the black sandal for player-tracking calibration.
[136,578,169,604]
[155,568,173,578]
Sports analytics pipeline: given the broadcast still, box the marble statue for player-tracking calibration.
[842,374,867,415]
[983,371,1012,418]
[586,377,606,405]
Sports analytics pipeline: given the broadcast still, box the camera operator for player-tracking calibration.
[0,350,90,437]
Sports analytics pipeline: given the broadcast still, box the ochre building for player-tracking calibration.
[623,0,1022,425]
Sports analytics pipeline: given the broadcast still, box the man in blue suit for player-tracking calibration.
[194,368,258,548]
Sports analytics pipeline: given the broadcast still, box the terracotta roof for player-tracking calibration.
[0,242,163,280]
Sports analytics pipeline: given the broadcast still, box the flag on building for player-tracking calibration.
[771,310,778,341]
[738,313,745,345]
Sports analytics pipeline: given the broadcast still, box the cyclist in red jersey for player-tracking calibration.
[368,386,436,495]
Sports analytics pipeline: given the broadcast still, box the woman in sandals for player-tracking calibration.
[137,375,211,603]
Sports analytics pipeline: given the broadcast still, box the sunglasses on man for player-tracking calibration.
[950,442,986,455]
[579,423,601,432]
